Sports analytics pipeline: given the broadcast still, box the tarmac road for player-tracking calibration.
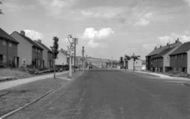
[7,70,190,119]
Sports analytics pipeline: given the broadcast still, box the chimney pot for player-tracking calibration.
[20,30,25,36]
[38,39,42,43]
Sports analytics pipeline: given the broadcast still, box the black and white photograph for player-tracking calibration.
[1,0,190,118]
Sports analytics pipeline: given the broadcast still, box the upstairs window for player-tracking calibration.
[2,40,6,46]
[9,43,12,47]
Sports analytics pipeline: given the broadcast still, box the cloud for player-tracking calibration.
[24,29,44,40]
[38,0,76,16]
[83,27,114,39]
[135,12,153,26]
[142,43,156,51]
[158,32,190,45]
[87,40,99,48]
[2,0,35,13]
[82,27,114,48]
[81,7,124,19]
[184,0,190,6]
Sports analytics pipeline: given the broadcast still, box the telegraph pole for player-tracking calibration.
[82,46,85,71]
[73,38,78,72]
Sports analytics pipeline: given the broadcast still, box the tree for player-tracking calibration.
[119,57,124,68]
[131,53,140,71]
[51,36,59,79]
[124,55,131,69]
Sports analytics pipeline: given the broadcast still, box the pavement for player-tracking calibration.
[5,70,190,119]
[0,71,68,90]
[135,70,190,82]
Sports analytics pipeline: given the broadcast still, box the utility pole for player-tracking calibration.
[67,35,73,78]
[82,46,85,71]
[73,38,78,72]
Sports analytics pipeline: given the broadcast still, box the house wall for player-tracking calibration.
[187,51,190,74]
[40,47,48,68]
[0,38,18,67]
[163,45,182,72]
[43,49,48,68]
[32,47,43,69]
[128,59,142,71]
[48,52,53,68]
[170,53,187,72]
[11,32,32,67]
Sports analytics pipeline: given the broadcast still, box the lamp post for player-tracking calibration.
[67,35,78,77]
[67,35,74,78]
[82,46,85,72]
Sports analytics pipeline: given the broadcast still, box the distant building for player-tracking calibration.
[0,28,19,67]
[55,48,68,66]
[11,31,43,69]
[35,40,53,69]
[86,57,109,68]
[128,59,143,71]
[170,42,190,74]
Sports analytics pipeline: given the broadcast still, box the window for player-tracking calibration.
[0,55,3,64]
[2,41,6,46]
[9,43,12,47]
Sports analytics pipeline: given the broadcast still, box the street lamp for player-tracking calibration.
[67,35,74,78]
[66,34,78,77]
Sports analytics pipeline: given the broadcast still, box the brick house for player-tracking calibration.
[11,31,43,69]
[128,59,143,71]
[146,46,168,72]
[170,42,190,74]
[151,41,181,72]
[35,40,53,69]
[0,28,19,67]
[146,39,181,72]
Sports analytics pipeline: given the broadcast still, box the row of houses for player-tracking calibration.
[0,28,68,69]
[146,39,190,74]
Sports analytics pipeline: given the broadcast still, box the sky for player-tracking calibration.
[1,0,190,60]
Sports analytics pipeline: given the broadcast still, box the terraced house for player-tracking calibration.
[35,40,53,69]
[146,39,181,72]
[11,31,43,69]
[170,42,190,74]
[0,28,19,67]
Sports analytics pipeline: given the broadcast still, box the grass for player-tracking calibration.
[0,72,83,117]
[0,68,33,79]
[0,73,69,116]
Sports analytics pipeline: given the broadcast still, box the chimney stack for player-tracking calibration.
[20,30,25,36]
[38,39,42,43]
[175,38,180,43]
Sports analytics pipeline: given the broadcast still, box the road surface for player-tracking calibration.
[7,70,190,119]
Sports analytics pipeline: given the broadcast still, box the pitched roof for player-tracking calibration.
[152,47,174,58]
[35,41,52,52]
[170,42,190,55]
[147,46,168,57]
[147,41,182,57]
[14,31,43,50]
[0,28,19,44]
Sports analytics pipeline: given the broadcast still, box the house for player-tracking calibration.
[35,40,53,69]
[170,42,190,74]
[11,31,43,69]
[128,59,143,71]
[146,39,181,72]
[0,28,19,67]
[150,40,182,72]
[55,48,68,66]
